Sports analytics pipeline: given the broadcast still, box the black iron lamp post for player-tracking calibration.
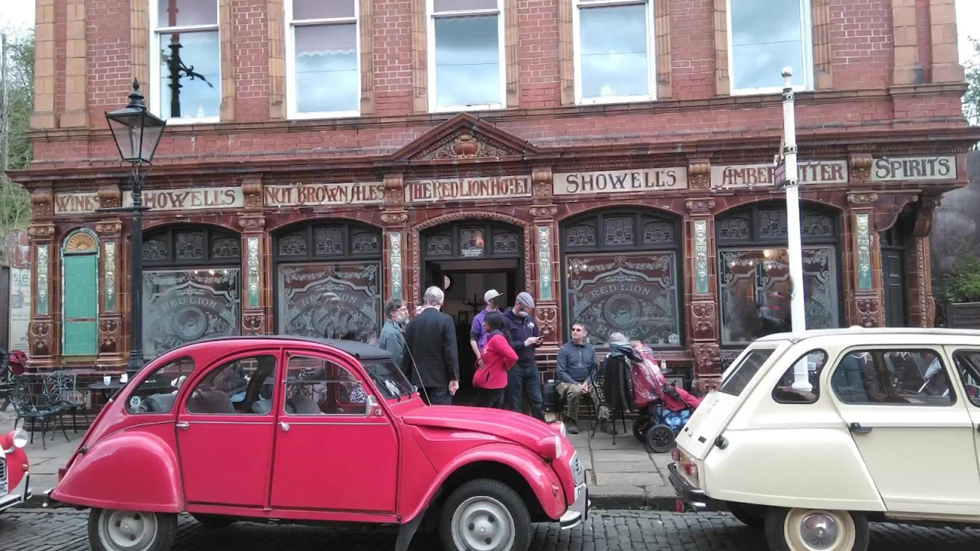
[104,79,166,375]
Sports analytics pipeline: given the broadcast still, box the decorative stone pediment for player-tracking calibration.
[392,113,538,162]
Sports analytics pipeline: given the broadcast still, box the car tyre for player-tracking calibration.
[727,503,766,530]
[645,424,675,453]
[89,508,177,551]
[191,514,236,529]
[439,478,533,551]
[764,507,869,551]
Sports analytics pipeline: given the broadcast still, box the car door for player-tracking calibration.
[176,351,280,507]
[945,347,980,474]
[829,347,980,515]
[269,351,399,513]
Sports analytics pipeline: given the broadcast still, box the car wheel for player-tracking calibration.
[89,508,177,551]
[765,507,869,551]
[191,514,236,529]
[439,479,533,551]
[727,503,766,530]
[645,424,675,453]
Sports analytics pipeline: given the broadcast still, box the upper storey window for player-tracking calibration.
[428,0,506,112]
[150,0,221,123]
[728,0,814,94]
[286,0,360,118]
[573,0,656,105]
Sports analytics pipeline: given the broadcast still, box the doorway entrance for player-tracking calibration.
[420,221,525,402]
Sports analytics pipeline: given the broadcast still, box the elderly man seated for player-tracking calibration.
[556,323,609,434]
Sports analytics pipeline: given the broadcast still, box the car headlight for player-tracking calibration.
[555,435,562,459]
[535,435,562,461]
[12,429,28,449]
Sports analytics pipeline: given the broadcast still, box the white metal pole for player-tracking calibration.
[782,67,810,391]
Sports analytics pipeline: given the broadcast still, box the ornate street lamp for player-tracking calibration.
[104,79,166,374]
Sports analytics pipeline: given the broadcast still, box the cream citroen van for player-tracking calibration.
[670,328,980,551]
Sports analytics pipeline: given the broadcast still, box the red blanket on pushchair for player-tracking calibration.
[631,348,702,411]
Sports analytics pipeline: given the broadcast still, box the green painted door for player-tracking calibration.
[64,254,98,356]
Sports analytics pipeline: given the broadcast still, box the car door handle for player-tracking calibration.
[849,422,872,435]
[280,422,290,432]
[176,422,189,431]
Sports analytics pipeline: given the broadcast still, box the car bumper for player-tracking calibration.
[559,483,589,529]
[667,463,722,512]
[0,473,31,512]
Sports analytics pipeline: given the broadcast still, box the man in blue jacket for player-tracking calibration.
[503,292,545,421]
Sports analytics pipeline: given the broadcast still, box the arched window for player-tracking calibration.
[561,210,682,347]
[273,221,383,342]
[716,204,842,346]
[141,226,242,357]
[62,229,99,356]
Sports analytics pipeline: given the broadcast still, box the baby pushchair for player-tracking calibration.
[628,346,703,453]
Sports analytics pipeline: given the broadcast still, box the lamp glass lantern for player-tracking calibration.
[105,79,166,164]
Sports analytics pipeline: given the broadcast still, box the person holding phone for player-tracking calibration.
[503,292,545,421]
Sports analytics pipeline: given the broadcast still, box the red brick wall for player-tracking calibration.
[669,0,714,101]
[830,0,893,91]
[55,0,67,117]
[232,0,271,123]
[915,0,933,82]
[85,0,133,127]
[373,0,414,116]
[518,0,560,108]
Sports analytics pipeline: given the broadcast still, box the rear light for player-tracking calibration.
[684,462,698,478]
[22,462,29,472]
[671,448,680,461]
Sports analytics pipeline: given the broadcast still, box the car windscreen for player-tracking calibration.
[363,360,415,400]
[719,348,776,396]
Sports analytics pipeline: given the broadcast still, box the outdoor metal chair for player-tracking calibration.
[9,375,70,450]
[588,361,628,444]
[45,369,89,432]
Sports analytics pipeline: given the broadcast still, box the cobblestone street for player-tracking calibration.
[3,509,980,550]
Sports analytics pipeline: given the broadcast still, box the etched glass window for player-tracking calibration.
[351,232,380,255]
[643,222,673,244]
[460,228,486,257]
[277,261,381,342]
[801,214,834,238]
[430,0,503,110]
[211,237,240,259]
[315,227,344,256]
[427,235,452,256]
[728,0,812,93]
[175,232,205,260]
[758,210,787,239]
[143,269,241,358]
[151,0,220,121]
[566,225,596,247]
[287,0,359,117]
[279,234,308,256]
[143,239,169,261]
[717,216,750,241]
[604,217,635,246]
[575,0,653,103]
[493,232,519,254]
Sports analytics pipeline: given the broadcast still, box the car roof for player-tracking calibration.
[190,335,393,361]
[755,327,980,344]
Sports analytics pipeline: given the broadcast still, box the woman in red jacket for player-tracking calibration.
[473,312,518,408]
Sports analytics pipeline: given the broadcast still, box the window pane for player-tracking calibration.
[364,361,414,400]
[730,0,804,90]
[126,357,195,414]
[295,24,359,113]
[434,15,500,107]
[143,269,241,358]
[158,31,221,119]
[187,355,277,414]
[566,252,680,347]
[157,0,217,27]
[579,4,648,99]
[772,350,827,404]
[277,261,382,342]
[292,0,354,20]
[434,0,497,12]
[832,350,954,406]
[720,348,775,396]
[953,351,980,407]
[284,356,367,415]
[719,247,839,345]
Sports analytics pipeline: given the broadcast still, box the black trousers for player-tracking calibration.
[424,386,452,405]
[474,387,506,409]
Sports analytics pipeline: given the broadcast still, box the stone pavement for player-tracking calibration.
[4,509,980,551]
[0,408,80,500]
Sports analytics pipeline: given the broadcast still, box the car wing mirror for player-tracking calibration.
[366,395,382,417]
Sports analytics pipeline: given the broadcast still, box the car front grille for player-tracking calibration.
[0,458,7,483]
[569,453,585,485]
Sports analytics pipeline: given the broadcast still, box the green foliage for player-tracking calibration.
[938,250,980,304]
[1,31,34,231]
[967,36,980,127]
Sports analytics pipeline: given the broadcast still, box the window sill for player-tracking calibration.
[162,116,221,126]
[287,111,361,121]
[731,86,811,97]
[576,95,656,107]
[429,104,505,114]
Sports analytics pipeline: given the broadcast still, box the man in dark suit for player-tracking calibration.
[404,286,459,405]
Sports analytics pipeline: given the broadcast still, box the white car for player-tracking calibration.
[670,328,980,551]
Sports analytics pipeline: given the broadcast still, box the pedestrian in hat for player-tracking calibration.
[470,289,503,370]
[503,291,545,421]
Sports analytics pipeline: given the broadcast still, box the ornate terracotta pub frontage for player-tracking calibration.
[18,115,974,390]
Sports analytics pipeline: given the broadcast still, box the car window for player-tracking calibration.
[363,360,414,400]
[952,350,980,407]
[284,355,368,415]
[719,348,776,396]
[126,356,195,414]
[831,349,955,406]
[772,350,828,404]
[186,355,277,415]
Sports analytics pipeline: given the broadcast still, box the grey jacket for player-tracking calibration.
[379,319,408,375]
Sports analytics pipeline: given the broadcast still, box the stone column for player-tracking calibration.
[685,161,720,392]
[239,178,268,335]
[96,216,125,366]
[929,0,965,83]
[31,0,58,129]
[62,0,89,128]
[27,187,56,368]
[892,0,923,85]
[530,168,560,346]
[907,196,940,327]
[846,192,884,327]
[381,174,409,305]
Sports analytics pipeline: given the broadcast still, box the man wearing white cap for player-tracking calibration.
[469,289,503,370]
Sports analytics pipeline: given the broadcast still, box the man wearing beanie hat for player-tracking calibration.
[502,291,545,421]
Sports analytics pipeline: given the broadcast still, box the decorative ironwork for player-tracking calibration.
[493,232,519,253]
[143,239,168,261]
[643,222,674,244]
[351,232,380,255]
[566,225,596,247]
[758,210,787,239]
[427,235,452,256]
[460,229,485,257]
[694,221,709,294]
[104,242,117,311]
[175,232,205,260]
[279,234,308,256]
[389,232,403,300]
[717,217,750,240]
[604,217,635,246]
[315,227,344,256]
[37,245,49,315]
[856,213,872,290]
[211,237,240,259]
[801,214,834,238]
[246,237,260,308]
[537,226,552,300]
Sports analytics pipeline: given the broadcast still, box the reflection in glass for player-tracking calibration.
[719,247,838,345]
[277,261,381,342]
[434,0,497,12]
[295,24,359,113]
[159,31,220,119]
[730,0,805,91]
[292,0,355,20]
[567,252,679,347]
[579,4,648,99]
[158,0,217,27]
[143,269,241,358]
[434,16,500,107]
[460,229,485,257]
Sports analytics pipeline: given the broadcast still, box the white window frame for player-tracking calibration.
[149,0,221,125]
[572,0,656,106]
[285,0,361,119]
[727,0,814,96]
[426,0,507,113]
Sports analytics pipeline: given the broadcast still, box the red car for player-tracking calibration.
[0,429,31,513]
[49,337,588,551]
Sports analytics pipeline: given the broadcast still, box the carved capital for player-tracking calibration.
[686,199,716,214]
[242,178,263,210]
[98,183,122,209]
[849,154,873,185]
[529,205,558,218]
[532,167,553,201]
[691,343,721,376]
[690,301,718,340]
[695,376,722,395]
[30,187,53,218]
[238,216,266,231]
[28,224,56,239]
[536,304,558,343]
[912,196,941,238]
[381,211,409,224]
[688,160,711,191]
[853,296,882,328]
[243,313,265,335]
[99,317,122,353]
[29,320,53,357]
[384,173,405,206]
[847,192,879,205]
[96,221,123,235]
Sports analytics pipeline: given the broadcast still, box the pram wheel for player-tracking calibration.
[645,424,675,454]
[632,418,650,443]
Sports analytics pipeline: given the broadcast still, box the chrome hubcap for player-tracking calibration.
[100,510,158,551]
[451,496,515,551]
[800,512,839,550]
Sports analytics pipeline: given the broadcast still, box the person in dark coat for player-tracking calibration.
[404,286,459,405]
[502,292,545,421]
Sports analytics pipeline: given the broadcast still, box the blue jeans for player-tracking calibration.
[506,364,545,421]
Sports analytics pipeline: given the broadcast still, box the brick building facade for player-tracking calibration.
[9,0,980,390]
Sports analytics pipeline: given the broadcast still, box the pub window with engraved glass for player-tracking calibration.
[573,0,655,104]
[728,0,813,94]
[286,0,360,117]
[561,210,681,347]
[150,0,221,121]
[717,205,841,346]
[428,0,505,111]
